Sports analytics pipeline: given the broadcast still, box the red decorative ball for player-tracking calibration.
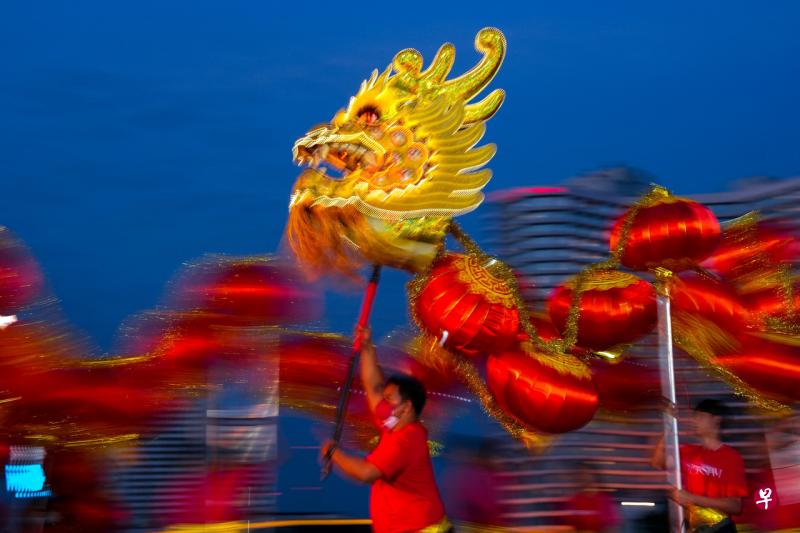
[610,189,721,272]
[590,358,661,412]
[412,254,520,356]
[715,336,800,402]
[382,339,459,393]
[277,333,352,408]
[120,312,230,370]
[548,270,657,351]
[520,313,562,343]
[0,322,90,399]
[114,311,271,391]
[1,365,167,442]
[486,345,598,433]
[703,218,800,280]
[170,256,318,325]
[743,283,800,323]
[0,228,43,314]
[670,272,752,332]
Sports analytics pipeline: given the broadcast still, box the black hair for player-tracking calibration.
[386,374,427,417]
[693,398,730,419]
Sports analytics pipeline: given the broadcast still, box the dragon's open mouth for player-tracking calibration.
[293,129,385,179]
[294,142,377,178]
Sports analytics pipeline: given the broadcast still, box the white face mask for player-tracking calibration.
[376,399,402,430]
[382,414,400,430]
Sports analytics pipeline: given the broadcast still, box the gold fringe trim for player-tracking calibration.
[671,313,789,413]
[518,341,592,380]
[450,352,551,451]
[448,221,565,355]
[562,269,643,291]
[63,433,140,448]
[453,254,517,307]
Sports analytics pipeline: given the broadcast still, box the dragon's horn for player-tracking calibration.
[420,43,455,84]
[464,88,505,123]
[390,28,505,123]
[392,42,455,90]
[441,28,506,105]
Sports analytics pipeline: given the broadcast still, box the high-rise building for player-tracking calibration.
[488,168,800,310]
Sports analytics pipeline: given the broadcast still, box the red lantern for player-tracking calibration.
[742,282,800,323]
[670,272,752,332]
[703,218,800,280]
[1,367,167,443]
[520,313,561,343]
[548,270,657,351]
[118,312,226,371]
[277,333,457,450]
[170,256,319,325]
[278,333,458,405]
[277,333,380,448]
[0,228,43,314]
[156,325,230,370]
[590,359,661,412]
[131,310,277,364]
[411,253,520,356]
[610,188,721,272]
[0,323,90,401]
[714,336,800,402]
[0,322,175,442]
[112,311,274,394]
[278,332,352,409]
[486,345,598,433]
[383,339,459,394]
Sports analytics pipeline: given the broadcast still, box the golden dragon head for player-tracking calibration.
[287,28,506,277]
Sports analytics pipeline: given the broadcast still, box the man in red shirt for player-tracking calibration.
[321,327,450,533]
[564,464,621,533]
[653,399,748,532]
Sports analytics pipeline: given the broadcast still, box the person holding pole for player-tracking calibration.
[320,326,450,533]
[652,399,748,533]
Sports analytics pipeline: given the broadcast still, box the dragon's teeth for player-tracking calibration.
[362,151,377,168]
[315,144,330,160]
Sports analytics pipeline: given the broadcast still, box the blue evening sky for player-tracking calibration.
[2,1,799,348]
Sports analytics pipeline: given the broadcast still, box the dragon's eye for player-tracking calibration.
[356,105,381,125]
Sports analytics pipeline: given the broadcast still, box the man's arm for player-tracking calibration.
[651,434,666,470]
[651,403,677,470]
[321,441,382,484]
[672,490,742,515]
[358,327,384,412]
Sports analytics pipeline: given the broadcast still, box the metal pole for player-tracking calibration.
[321,265,381,479]
[657,291,685,533]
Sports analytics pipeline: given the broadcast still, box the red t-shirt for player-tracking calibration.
[565,491,621,532]
[366,422,445,533]
[681,444,748,499]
